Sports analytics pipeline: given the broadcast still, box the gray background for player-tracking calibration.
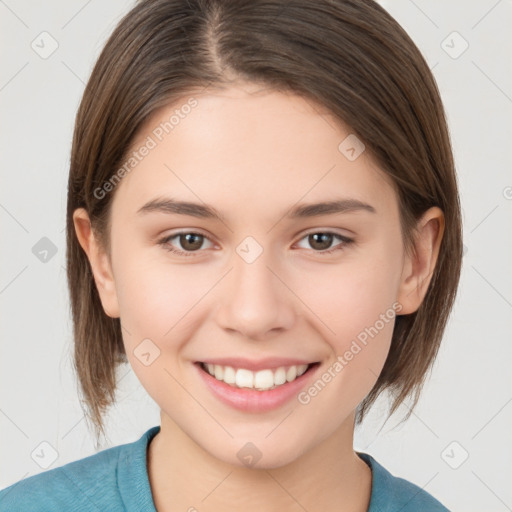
[1,0,511,510]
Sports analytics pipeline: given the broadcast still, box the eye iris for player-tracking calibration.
[180,233,203,251]
[309,233,333,250]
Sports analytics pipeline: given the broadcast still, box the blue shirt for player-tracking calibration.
[0,425,449,511]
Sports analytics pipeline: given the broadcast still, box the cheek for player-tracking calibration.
[292,268,397,449]
[113,253,208,402]
[114,250,208,348]
[302,253,400,342]
[295,251,401,393]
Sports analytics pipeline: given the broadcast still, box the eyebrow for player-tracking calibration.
[136,196,376,221]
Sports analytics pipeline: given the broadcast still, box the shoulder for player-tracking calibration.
[0,442,124,511]
[0,426,160,512]
[358,452,450,512]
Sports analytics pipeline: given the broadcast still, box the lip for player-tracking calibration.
[198,357,314,372]
[195,361,320,413]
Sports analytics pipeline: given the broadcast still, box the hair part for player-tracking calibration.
[66,0,462,444]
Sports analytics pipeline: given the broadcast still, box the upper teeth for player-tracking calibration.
[203,363,309,390]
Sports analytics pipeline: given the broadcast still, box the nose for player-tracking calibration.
[215,249,296,341]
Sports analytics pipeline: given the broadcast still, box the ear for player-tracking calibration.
[397,206,445,315]
[72,208,120,318]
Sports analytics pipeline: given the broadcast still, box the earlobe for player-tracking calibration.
[72,208,120,318]
[397,207,445,315]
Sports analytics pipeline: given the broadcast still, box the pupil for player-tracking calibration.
[178,233,334,252]
[181,233,202,251]
[310,233,332,250]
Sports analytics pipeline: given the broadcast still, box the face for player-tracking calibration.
[77,82,429,468]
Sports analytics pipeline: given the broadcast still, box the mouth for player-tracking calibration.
[195,359,321,412]
[197,361,320,391]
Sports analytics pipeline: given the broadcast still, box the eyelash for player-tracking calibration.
[157,230,354,258]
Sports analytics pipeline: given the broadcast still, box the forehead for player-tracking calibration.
[110,84,397,223]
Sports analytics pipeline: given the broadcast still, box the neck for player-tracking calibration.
[147,411,372,512]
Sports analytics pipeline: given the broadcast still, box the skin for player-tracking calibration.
[73,82,444,511]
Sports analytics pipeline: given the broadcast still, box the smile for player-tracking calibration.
[195,359,321,412]
[200,362,311,391]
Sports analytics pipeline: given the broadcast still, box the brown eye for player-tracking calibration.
[159,231,214,256]
[295,231,354,255]
[178,233,204,251]
[308,233,334,251]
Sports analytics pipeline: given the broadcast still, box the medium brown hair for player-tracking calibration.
[66,0,463,443]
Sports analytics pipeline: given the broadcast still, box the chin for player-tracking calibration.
[201,434,311,470]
